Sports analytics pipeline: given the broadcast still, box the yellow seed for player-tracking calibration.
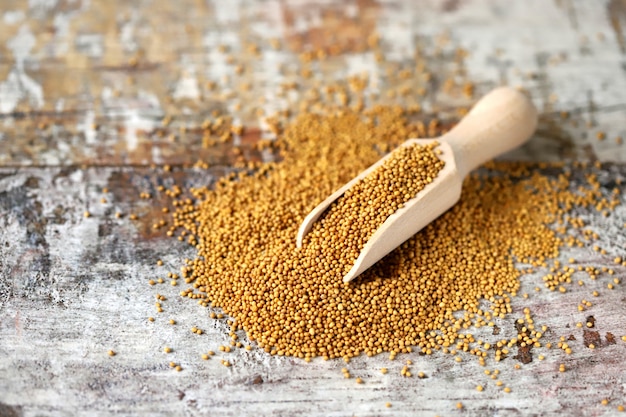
[84,211,91,218]
[476,385,483,392]
[355,377,363,384]
[107,350,116,357]
[381,368,388,374]
[503,387,511,393]
[164,347,172,353]
[152,84,624,365]
[385,402,392,408]
[201,354,209,360]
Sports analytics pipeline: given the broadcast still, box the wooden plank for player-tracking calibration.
[1,1,626,416]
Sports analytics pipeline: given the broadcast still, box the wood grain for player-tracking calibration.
[1,1,626,416]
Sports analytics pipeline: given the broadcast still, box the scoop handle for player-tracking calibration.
[442,86,538,178]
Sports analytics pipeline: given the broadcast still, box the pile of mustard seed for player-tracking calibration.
[302,141,445,275]
[166,107,616,361]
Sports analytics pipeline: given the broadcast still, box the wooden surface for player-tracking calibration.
[1,1,626,416]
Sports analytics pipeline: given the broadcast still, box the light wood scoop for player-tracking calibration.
[296,87,538,282]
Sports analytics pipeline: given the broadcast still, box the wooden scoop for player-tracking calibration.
[296,86,538,282]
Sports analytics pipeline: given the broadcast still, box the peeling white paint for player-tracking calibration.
[203,49,231,83]
[28,0,59,11]
[120,18,138,53]
[173,68,201,101]
[203,31,239,50]
[3,10,25,24]
[251,0,285,38]
[0,25,44,113]
[210,0,241,24]
[138,90,161,109]
[122,90,162,152]
[51,12,72,57]
[151,144,163,164]
[77,110,97,145]
[124,111,144,152]
[74,33,103,58]
[344,2,358,19]
[7,25,36,68]
[0,70,43,114]
[345,52,380,91]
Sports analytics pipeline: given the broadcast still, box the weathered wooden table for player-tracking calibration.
[1,1,626,416]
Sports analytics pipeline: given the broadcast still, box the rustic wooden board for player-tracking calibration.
[1,1,626,416]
